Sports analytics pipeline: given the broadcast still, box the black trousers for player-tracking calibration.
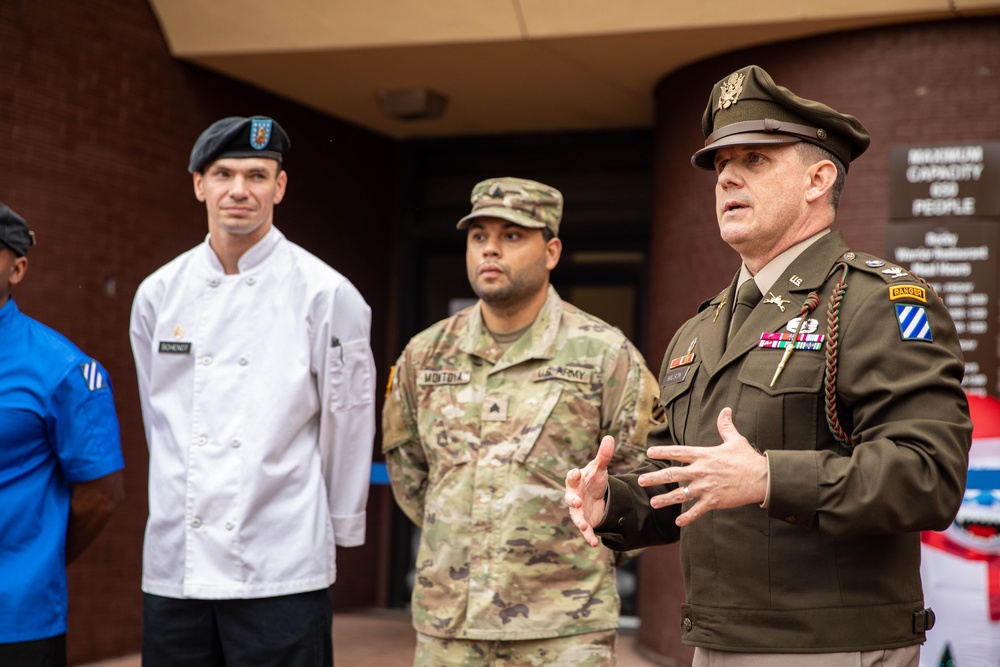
[142,589,333,667]
[0,635,67,667]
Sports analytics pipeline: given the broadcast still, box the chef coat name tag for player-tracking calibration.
[158,341,192,354]
[534,365,593,383]
[483,395,509,421]
[417,369,471,386]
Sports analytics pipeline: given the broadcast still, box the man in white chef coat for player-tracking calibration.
[130,115,376,667]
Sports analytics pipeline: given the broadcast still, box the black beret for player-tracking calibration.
[188,116,290,173]
[691,65,870,172]
[0,202,35,257]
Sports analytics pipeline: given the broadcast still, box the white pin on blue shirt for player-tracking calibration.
[80,361,106,391]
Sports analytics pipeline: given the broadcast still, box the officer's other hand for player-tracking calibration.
[565,435,615,547]
[640,407,768,526]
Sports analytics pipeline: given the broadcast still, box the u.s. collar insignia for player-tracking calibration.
[763,292,790,312]
[718,72,745,110]
[883,266,908,279]
[249,118,272,150]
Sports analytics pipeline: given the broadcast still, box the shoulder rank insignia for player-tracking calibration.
[896,304,933,341]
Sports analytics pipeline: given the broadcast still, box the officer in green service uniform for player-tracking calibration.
[566,65,972,667]
[383,177,660,666]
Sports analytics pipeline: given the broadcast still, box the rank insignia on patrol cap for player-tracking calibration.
[691,65,871,172]
[0,202,36,257]
[456,177,563,236]
[188,115,291,173]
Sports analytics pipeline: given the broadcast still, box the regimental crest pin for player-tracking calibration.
[249,118,272,150]
[718,72,745,110]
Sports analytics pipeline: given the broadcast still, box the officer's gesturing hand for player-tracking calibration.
[565,435,616,547]
[640,407,769,526]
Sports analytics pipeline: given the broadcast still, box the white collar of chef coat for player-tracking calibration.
[202,225,284,274]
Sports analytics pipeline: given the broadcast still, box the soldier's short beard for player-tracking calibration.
[470,263,547,313]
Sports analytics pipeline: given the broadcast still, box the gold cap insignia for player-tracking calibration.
[718,72,745,110]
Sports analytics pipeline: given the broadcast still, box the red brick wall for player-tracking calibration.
[641,17,1000,663]
[2,0,401,663]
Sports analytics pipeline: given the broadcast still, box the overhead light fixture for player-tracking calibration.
[376,87,448,121]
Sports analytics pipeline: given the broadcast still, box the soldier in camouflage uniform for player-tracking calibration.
[383,177,660,666]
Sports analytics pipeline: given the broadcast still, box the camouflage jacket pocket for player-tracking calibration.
[513,381,601,487]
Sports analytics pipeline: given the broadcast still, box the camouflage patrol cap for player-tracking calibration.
[188,116,290,173]
[691,65,870,172]
[0,202,35,257]
[457,177,563,236]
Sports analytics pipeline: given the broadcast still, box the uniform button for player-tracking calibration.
[239,356,249,366]
[208,278,220,287]
[191,518,202,528]
[682,617,693,632]
[195,436,207,446]
[246,276,256,286]
[784,515,799,524]
[226,522,235,531]
[201,356,212,366]
[617,517,626,527]
[231,439,242,448]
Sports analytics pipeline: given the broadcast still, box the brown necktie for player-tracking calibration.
[728,279,762,344]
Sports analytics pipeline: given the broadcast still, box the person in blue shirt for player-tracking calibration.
[0,202,126,667]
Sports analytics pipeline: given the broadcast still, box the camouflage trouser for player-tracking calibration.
[414,630,617,667]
